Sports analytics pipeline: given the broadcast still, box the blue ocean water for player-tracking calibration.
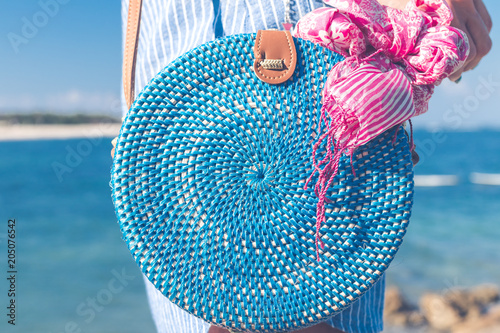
[0,130,499,332]
[387,130,500,302]
[0,137,155,333]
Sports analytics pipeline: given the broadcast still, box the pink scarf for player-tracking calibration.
[293,0,469,260]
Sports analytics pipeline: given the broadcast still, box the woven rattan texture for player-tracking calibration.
[111,34,414,333]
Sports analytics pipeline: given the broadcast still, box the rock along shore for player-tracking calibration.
[385,284,500,333]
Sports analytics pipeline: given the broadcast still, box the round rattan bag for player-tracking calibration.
[111,33,414,333]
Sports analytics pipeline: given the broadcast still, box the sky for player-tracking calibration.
[0,1,122,116]
[1,0,499,129]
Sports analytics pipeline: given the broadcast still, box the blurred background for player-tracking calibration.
[0,1,499,332]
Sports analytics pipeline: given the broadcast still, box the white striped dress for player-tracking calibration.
[121,1,386,332]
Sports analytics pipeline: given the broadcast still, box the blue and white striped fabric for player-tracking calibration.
[121,1,386,332]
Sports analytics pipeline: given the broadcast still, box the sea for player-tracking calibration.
[0,130,499,333]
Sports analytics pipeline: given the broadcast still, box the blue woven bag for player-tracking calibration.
[111,31,414,332]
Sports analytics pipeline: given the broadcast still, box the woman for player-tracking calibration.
[115,0,492,332]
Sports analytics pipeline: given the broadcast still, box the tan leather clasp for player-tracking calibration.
[253,30,297,85]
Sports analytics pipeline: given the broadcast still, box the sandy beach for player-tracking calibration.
[0,123,121,141]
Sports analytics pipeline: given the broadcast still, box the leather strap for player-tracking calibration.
[123,0,143,110]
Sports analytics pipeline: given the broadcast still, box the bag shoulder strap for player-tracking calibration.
[123,0,143,110]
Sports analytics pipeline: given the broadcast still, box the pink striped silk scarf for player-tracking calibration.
[293,0,469,259]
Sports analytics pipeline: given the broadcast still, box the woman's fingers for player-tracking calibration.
[474,0,493,32]
[446,0,492,79]
[464,13,492,71]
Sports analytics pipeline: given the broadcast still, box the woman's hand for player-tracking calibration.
[378,0,492,81]
[445,0,492,81]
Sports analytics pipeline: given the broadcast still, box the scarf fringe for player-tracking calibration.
[304,101,358,261]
